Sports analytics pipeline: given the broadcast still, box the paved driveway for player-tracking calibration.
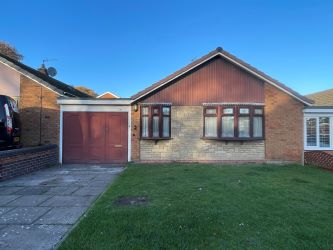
[0,164,124,250]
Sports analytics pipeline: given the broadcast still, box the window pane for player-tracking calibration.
[153,108,159,115]
[163,107,170,115]
[142,116,149,137]
[205,108,216,115]
[319,117,330,147]
[253,117,263,137]
[239,108,249,114]
[142,107,148,115]
[153,116,159,137]
[239,117,250,137]
[254,108,263,115]
[222,116,234,137]
[306,118,317,146]
[163,117,170,137]
[205,117,217,137]
[223,108,233,114]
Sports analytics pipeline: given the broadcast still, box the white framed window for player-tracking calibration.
[306,118,317,147]
[304,114,333,150]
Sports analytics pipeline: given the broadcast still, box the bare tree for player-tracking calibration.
[75,86,98,97]
[0,41,23,61]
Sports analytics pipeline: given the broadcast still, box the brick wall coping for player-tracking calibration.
[0,144,57,158]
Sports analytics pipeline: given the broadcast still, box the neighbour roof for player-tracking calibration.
[306,88,333,106]
[97,91,120,98]
[0,53,90,98]
[131,47,313,105]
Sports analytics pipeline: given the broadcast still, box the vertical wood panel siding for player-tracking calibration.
[140,57,264,105]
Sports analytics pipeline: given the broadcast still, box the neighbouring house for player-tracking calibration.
[97,91,119,99]
[306,88,333,106]
[0,53,90,147]
[303,88,333,168]
[58,47,314,164]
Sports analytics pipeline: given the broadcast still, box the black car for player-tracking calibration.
[0,95,21,149]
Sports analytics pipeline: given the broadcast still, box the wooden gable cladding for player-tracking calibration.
[139,57,265,105]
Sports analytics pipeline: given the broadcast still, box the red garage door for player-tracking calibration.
[63,112,128,164]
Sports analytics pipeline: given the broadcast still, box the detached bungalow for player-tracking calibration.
[58,47,315,164]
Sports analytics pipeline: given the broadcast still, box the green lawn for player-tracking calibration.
[59,164,333,250]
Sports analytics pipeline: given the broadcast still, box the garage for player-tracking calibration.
[58,98,131,164]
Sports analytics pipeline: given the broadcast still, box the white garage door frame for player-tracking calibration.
[57,98,132,164]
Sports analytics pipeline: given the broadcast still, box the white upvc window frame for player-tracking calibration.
[304,110,333,150]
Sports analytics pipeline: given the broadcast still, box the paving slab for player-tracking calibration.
[0,207,12,216]
[14,186,51,195]
[93,174,119,181]
[0,187,25,195]
[87,180,112,188]
[0,207,51,224]
[40,195,96,207]
[0,164,123,249]
[0,224,70,250]
[44,186,79,195]
[37,207,87,225]
[7,195,52,207]
[0,196,20,206]
[73,186,106,196]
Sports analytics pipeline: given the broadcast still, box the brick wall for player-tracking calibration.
[140,106,265,162]
[264,84,304,163]
[0,145,58,181]
[304,151,333,170]
[19,75,60,147]
[131,105,140,161]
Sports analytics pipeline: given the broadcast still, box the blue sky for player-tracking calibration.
[1,0,332,97]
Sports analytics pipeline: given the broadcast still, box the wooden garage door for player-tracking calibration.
[63,112,128,164]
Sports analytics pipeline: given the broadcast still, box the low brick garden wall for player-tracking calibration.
[304,151,333,170]
[0,144,58,181]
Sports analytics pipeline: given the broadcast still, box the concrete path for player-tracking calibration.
[0,164,124,250]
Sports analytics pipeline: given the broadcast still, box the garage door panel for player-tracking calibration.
[86,114,106,162]
[63,112,128,164]
[106,113,128,163]
[63,113,86,163]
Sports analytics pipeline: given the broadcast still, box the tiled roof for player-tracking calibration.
[306,88,333,106]
[131,47,313,105]
[0,53,90,98]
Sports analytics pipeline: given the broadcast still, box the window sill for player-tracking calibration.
[201,137,264,141]
[140,137,172,140]
[140,137,173,144]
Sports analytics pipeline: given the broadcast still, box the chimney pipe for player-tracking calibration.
[38,64,48,76]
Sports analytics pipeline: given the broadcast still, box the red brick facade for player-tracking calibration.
[131,105,140,161]
[304,151,333,169]
[264,84,304,162]
[19,75,60,147]
[0,145,58,181]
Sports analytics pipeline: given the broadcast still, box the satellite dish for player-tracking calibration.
[47,67,57,77]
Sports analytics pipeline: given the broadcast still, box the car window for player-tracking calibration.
[0,103,5,120]
[8,97,19,113]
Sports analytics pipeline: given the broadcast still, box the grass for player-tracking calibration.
[59,164,333,249]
